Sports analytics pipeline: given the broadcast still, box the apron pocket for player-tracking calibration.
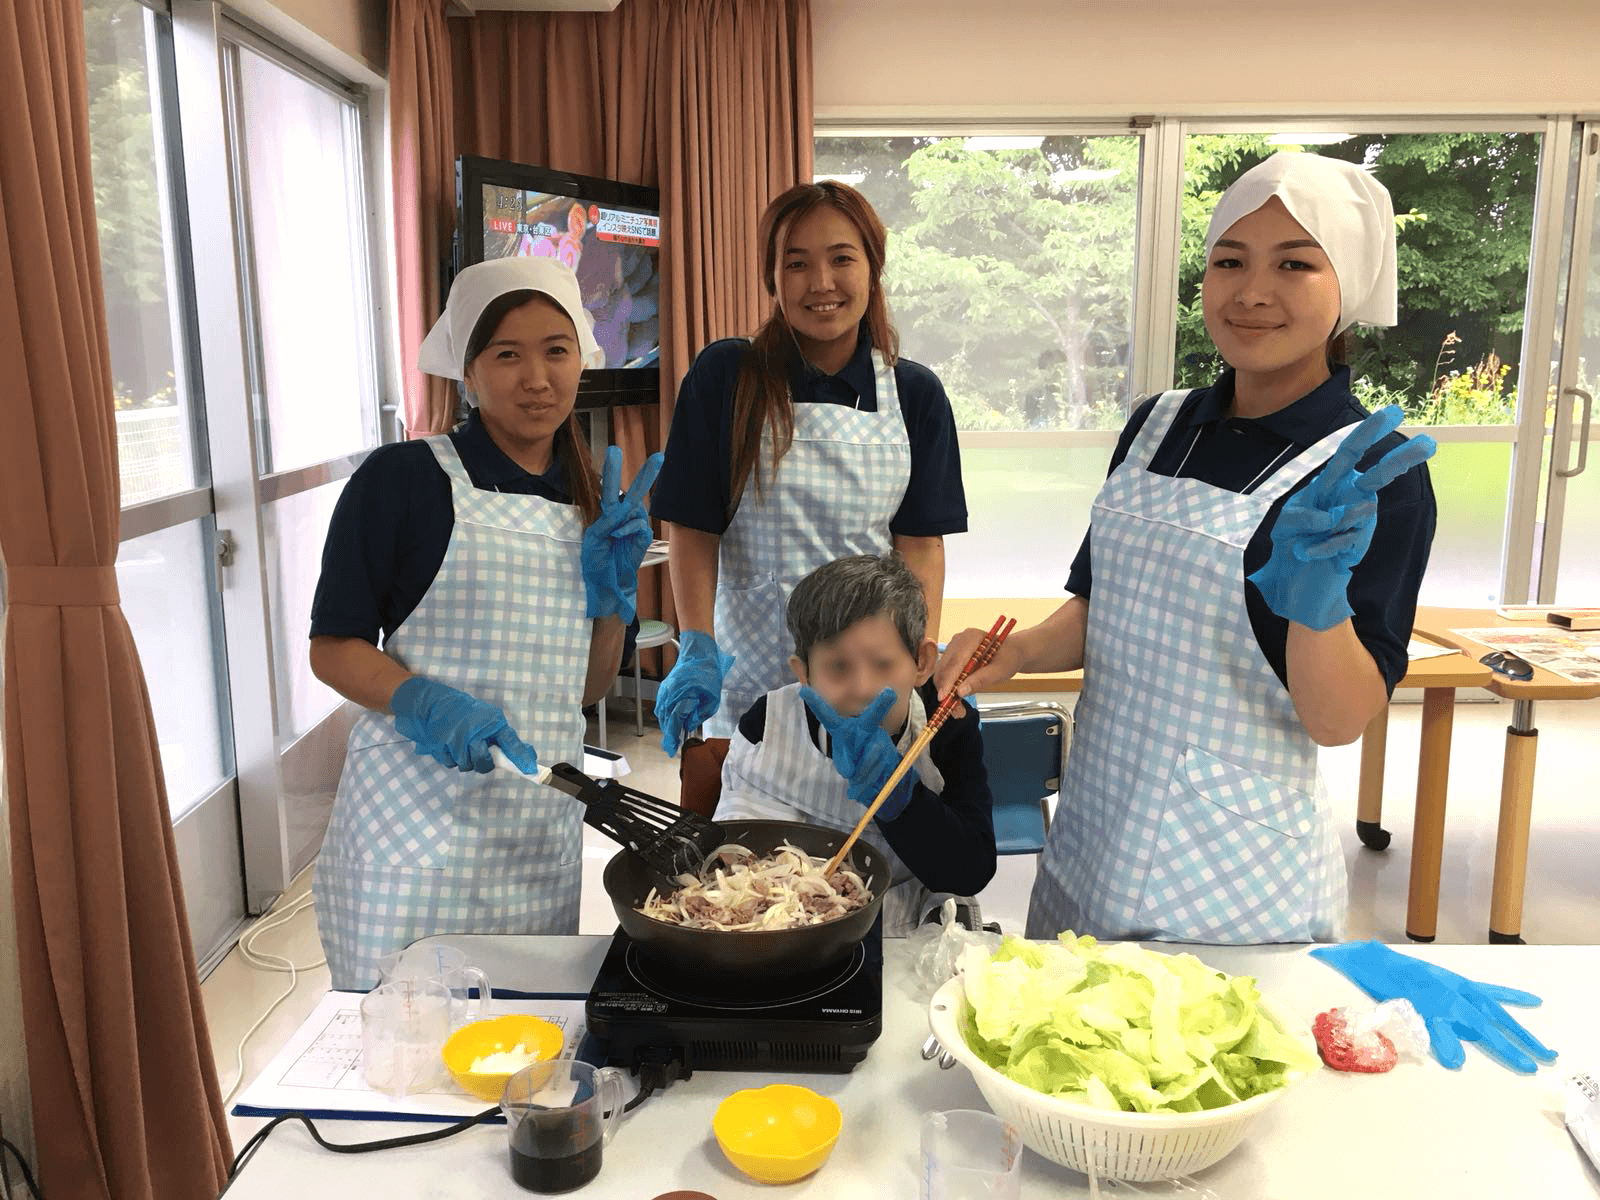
[717,573,786,705]
[1170,745,1315,838]
[1135,745,1318,942]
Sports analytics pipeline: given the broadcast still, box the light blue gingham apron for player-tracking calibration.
[705,350,911,738]
[715,682,949,935]
[1027,390,1348,945]
[315,436,587,989]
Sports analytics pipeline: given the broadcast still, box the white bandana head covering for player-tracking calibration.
[418,256,603,379]
[1205,152,1398,333]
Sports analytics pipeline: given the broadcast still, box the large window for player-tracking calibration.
[223,32,381,740]
[1179,130,1543,607]
[817,123,1550,605]
[88,0,204,507]
[84,0,387,960]
[229,41,381,475]
[816,135,1141,431]
[88,0,229,820]
[815,133,1143,596]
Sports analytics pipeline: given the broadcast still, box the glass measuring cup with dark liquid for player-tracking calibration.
[501,1060,628,1193]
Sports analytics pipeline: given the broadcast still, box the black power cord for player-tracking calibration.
[0,1135,44,1200]
[222,1058,671,1188]
[223,1105,500,1189]
[628,1049,682,1112]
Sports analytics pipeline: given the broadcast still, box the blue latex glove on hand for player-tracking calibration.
[1310,940,1556,1074]
[581,447,664,624]
[390,676,540,775]
[1248,405,1437,631]
[799,686,916,821]
[654,630,734,757]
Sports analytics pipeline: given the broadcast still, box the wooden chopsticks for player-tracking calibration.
[822,615,1016,878]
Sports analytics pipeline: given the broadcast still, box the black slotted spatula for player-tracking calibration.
[544,761,726,889]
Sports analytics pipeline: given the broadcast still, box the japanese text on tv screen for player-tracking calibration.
[482,183,661,370]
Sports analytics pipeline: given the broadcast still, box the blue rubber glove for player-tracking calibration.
[1247,406,1437,631]
[654,630,734,757]
[580,447,664,624]
[799,686,916,821]
[390,677,540,775]
[1310,940,1557,1074]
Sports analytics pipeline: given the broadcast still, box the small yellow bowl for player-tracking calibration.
[712,1084,842,1184]
[440,1015,564,1102]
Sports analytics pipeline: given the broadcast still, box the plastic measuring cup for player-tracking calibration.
[920,1109,1022,1200]
[377,943,493,1029]
[359,978,452,1096]
[501,1059,628,1193]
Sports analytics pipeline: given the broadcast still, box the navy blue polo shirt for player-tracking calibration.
[650,329,969,537]
[1065,367,1435,694]
[310,409,572,645]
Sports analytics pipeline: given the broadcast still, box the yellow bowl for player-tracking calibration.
[712,1084,842,1184]
[440,1014,564,1102]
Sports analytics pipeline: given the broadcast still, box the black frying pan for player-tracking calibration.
[602,820,891,982]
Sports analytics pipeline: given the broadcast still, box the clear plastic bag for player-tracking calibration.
[908,898,1002,1001]
[1328,998,1431,1062]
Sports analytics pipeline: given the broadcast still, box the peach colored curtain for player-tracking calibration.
[0,0,231,1195]
[449,0,814,667]
[391,0,458,437]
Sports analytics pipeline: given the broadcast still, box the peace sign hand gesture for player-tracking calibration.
[799,686,916,821]
[581,446,665,623]
[1248,405,1436,631]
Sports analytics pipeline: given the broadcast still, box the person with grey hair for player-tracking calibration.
[714,553,995,934]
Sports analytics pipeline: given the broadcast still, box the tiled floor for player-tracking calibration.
[202,692,1600,1146]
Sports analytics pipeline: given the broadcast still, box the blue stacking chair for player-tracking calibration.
[976,700,1072,855]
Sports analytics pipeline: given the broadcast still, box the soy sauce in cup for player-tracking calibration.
[501,1059,627,1194]
[510,1109,602,1191]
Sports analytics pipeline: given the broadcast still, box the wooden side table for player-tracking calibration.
[1409,606,1600,943]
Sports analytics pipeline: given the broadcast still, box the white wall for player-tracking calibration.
[229,0,387,83]
[812,0,1600,120]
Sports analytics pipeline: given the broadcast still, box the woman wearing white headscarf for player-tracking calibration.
[939,152,1438,945]
[309,256,661,988]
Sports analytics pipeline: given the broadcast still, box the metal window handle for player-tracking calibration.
[1557,386,1592,479]
[214,529,237,592]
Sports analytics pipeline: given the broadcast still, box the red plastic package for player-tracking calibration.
[1314,1008,1399,1074]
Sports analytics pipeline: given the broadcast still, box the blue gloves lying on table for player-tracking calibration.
[1249,405,1437,631]
[391,677,540,775]
[800,686,916,821]
[1311,940,1557,1074]
[655,630,735,757]
[580,446,664,624]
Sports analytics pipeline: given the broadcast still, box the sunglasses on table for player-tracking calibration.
[1479,650,1534,681]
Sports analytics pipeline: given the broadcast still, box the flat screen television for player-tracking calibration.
[455,154,662,408]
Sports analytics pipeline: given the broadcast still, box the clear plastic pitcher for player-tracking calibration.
[377,943,493,1029]
[500,1059,628,1193]
[920,1109,1022,1200]
[359,977,452,1096]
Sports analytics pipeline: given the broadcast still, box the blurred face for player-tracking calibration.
[790,613,937,734]
[463,296,582,468]
[1202,197,1342,384]
[775,205,872,368]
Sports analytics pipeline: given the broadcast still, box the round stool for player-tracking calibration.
[632,619,679,736]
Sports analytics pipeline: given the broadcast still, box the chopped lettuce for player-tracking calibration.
[957,935,1318,1113]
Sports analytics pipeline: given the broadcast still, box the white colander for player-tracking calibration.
[927,975,1315,1183]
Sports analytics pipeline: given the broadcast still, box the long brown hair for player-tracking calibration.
[463,289,601,525]
[727,181,899,520]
